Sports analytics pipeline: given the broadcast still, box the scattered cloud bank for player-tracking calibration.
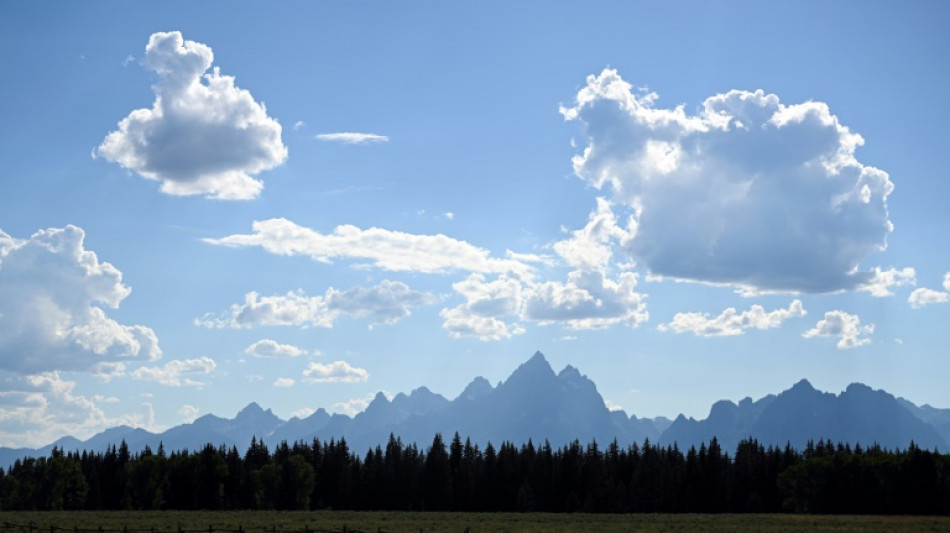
[303,361,368,383]
[0,226,160,374]
[131,357,216,386]
[98,31,287,199]
[197,280,438,328]
[659,300,805,337]
[441,269,648,341]
[205,218,533,274]
[803,310,874,349]
[562,69,895,294]
[0,372,160,448]
[245,339,307,358]
[908,272,950,308]
[315,132,389,144]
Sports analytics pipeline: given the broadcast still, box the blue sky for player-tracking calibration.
[1,1,949,448]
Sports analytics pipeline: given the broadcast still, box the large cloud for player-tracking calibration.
[562,69,895,294]
[659,300,805,337]
[98,31,287,199]
[205,218,533,274]
[197,280,438,328]
[0,226,160,374]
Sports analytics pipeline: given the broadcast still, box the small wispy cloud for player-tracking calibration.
[315,132,389,144]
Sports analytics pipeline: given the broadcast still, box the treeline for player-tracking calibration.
[0,434,948,514]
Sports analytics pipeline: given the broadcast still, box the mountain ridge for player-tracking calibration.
[2,351,947,468]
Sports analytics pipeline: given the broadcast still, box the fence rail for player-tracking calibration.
[0,523,395,533]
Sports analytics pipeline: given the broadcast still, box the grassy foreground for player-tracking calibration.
[1,511,950,533]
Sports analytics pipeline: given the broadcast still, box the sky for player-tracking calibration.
[1,1,949,448]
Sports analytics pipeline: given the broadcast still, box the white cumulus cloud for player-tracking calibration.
[273,377,296,388]
[909,288,948,308]
[858,266,917,297]
[441,268,648,340]
[802,310,874,350]
[0,226,160,374]
[552,198,635,270]
[245,339,307,358]
[97,31,287,199]
[303,361,368,383]
[197,280,438,329]
[563,69,895,294]
[315,132,389,144]
[204,218,531,274]
[907,272,950,308]
[522,270,648,330]
[131,357,216,386]
[659,300,806,336]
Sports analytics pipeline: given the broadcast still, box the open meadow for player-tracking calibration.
[1,512,950,533]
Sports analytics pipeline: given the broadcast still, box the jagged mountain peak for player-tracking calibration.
[238,401,263,414]
[410,386,436,398]
[505,350,555,384]
[845,382,875,395]
[790,378,816,392]
[708,399,739,418]
[558,364,581,379]
[236,402,275,421]
[458,376,493,401]
[307,408,330,419]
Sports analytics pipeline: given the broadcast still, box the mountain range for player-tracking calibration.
[3,351,948,468]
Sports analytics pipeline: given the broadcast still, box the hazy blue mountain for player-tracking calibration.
[898,398,950,446]
[2,351,947,468]
[660,394,776,452]
[266,408,331,445]
[660,379,947,453]
[159,401,283,452]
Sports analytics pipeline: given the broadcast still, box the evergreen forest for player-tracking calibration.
[1,434,948,515]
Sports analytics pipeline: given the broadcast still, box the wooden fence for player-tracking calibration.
[0,523,397,533]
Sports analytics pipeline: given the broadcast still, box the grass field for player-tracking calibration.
[1,511,949,533]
